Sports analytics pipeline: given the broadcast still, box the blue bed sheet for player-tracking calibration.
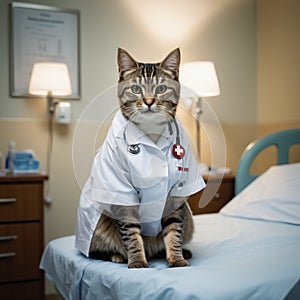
[40,214,300,300]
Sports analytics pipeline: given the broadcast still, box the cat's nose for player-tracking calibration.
[144,97,155,108]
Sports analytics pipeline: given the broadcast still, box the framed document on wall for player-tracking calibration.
[10,2,80,98]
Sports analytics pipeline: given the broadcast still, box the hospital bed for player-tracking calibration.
[40,128,300,300]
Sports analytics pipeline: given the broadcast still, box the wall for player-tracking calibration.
[256,0,300,172]
[257,0,300,131]
[1,0,257,295]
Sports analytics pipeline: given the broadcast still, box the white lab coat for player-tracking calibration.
[76,110,205,257]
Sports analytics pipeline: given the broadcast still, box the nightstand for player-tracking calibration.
[0,174,48,300]
[188,174,235,215]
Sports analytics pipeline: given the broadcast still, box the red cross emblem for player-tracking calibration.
[172,144,185,159]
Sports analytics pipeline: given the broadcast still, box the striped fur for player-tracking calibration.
[89,49,194,268]
[117,48,180,143]
[90,200,194,268]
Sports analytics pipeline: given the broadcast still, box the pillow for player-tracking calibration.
[220,162,300,225]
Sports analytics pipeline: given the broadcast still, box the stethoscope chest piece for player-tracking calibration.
[172,144,185,159]
[128,144,140,155]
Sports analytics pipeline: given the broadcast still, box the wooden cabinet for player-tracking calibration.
[188,174,235,215]
[0,174,47,300]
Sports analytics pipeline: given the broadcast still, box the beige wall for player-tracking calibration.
[255,0,300,171]
[0,0,299,295]
[257,0,300,127]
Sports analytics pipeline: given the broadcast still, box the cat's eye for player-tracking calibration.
[131,85,142,94]
[156,85,167,94]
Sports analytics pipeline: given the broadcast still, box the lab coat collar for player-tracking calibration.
[113,110,176,150]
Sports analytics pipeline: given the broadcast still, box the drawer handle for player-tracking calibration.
[0,198,16,204]
[0,252,16,258]
[0,235,18,241]
[214,193,221,199]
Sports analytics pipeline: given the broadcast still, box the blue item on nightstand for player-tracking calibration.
[13,151,40,173]
[5,141,16,172]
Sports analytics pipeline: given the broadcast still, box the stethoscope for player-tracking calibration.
[124,117,185,159]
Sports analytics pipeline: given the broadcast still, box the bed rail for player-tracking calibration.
[235,128,300,195]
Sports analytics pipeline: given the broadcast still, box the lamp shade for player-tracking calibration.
[180,61,220,97]
[29,62,72,96]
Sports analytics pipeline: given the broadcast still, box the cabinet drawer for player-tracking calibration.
[0,280,43,300]
[0,223,43,283]
[0,183,42,222]
[188,179,234,215]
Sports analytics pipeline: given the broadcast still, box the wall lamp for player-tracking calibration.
[28,62,72,116]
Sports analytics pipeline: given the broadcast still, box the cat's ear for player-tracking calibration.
[160,48,181,77]
[118,48,139,77]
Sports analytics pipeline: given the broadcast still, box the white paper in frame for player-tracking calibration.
[10,2,80,99]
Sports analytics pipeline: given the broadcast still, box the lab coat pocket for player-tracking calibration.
[128,149,167,189]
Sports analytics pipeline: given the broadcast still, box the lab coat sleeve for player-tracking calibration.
[75,134,139,256]
[88,138,139,208]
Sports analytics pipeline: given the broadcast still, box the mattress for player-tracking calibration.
[41,163,300,299]
[40,214,300,300]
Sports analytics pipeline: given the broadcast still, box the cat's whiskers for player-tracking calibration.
[121,103,139,119]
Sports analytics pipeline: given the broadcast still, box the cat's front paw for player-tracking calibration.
[168,258,190,268]
[128,261,149,268]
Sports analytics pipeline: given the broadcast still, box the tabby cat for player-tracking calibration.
[88,48,196,268]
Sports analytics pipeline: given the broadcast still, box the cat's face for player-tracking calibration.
[117,48,181,126]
